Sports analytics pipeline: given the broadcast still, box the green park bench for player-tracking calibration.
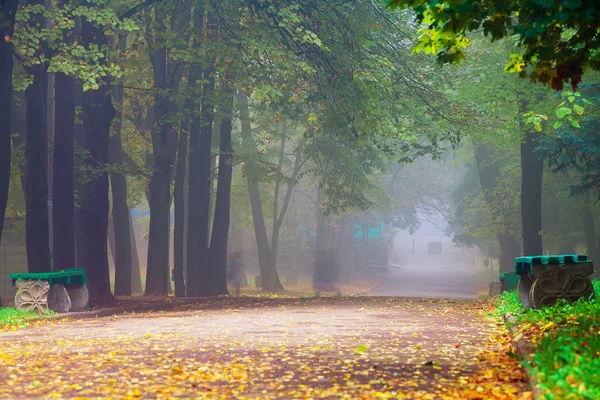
[499,272,520,293]
[9,268,89,314]
[515,254,595,309]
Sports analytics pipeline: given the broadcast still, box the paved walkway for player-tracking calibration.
[0,298,527,399]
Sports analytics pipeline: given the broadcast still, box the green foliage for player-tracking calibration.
[539,83,600,197]
[0,307,51,329]
[495,289,524,317]
[13,0,137,91]
[498,281,600,398]
[386,0,600,90]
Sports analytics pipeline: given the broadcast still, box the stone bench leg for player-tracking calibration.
[15,280,50,313]
[65,284,89,312]
[47,284,71,313]
[517,275,533,309]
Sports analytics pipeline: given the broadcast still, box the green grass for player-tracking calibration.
[0,307,45,329]
[498,280,600,399]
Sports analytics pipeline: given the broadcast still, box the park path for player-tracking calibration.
[0,297,529,399]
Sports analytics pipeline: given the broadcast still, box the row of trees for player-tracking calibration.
[0,0,451,300]
[441,39,600,272]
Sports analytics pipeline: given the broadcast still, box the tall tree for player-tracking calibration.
[187,8,218,297]
[52,0,76,271]
[473,142,521,272]
[0,0,18,235]
[208,81,235,295]
[173,120,188,298]
[0,0,18,306]
[520,123,544,256]
[78,4,115,298]
[144,5,178,295]
[237,90,284,292]
[110,34,132,296]
[24,0,51,273]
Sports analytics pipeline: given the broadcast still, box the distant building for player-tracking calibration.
[393,212,479,266]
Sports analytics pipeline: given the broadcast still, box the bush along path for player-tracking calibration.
[0,297,530,399]
[498,280,600,399]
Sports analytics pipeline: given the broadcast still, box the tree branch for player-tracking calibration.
[119,0,161,20]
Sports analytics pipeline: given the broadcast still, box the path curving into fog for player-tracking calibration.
[364,238,479,299]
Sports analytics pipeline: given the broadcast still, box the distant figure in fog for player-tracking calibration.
[228,250,245,296]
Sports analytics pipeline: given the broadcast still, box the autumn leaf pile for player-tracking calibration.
[0,297,530,399]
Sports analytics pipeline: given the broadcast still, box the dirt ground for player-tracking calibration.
[0,297,530,399]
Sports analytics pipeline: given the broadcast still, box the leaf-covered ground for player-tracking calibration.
[0,297,530,399]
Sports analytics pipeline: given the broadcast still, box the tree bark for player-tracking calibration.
[173,124,188,297]
[74,83,85,270]
[209,84,234,296]
[237,90,284,292]
[109,34,133,296]
[25,0,51,273]
[129,213,143,294]
[0,0,18,268]
[107,214,116,270]
[313,183,328,289]
[79,13,115,299]
[498,234,521,274]
[269,126,302,283]
[53,71,76,271]
[145,10,178,296]
[187,29,216,296]
[10,89,26,196]
[520,130,544,256]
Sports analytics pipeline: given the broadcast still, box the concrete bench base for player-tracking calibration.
[14,280,89,314]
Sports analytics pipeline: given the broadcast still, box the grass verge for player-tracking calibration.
[0,307,53,331]
[497,280,600,399]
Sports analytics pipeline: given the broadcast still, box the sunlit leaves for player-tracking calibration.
[13,1,137,91]
[385,0,600,90]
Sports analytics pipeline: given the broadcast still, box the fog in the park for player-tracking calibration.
[1,0,599,398]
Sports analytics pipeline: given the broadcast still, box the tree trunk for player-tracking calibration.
[173,125,187,297]
[187,66,216,296]
[24,4,51,273]
[209,85,234,296]
[110,123,132,297]
[110,35,132,296]
[10,89,26,196]
[498,234,521,273]
[520,130,544,256]
[145,11,178,296]
[107,214,116,269]
[237,90,284,292]
[79,14,115,299]
[74,83,85,269]
[313,183,328,289]
[581,193,599,261]
[473,141,522,268]
[129,213,143,294]
[52,71,76,271]
[0,0,18,269]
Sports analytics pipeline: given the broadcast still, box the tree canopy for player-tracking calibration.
[386,0,600,90]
